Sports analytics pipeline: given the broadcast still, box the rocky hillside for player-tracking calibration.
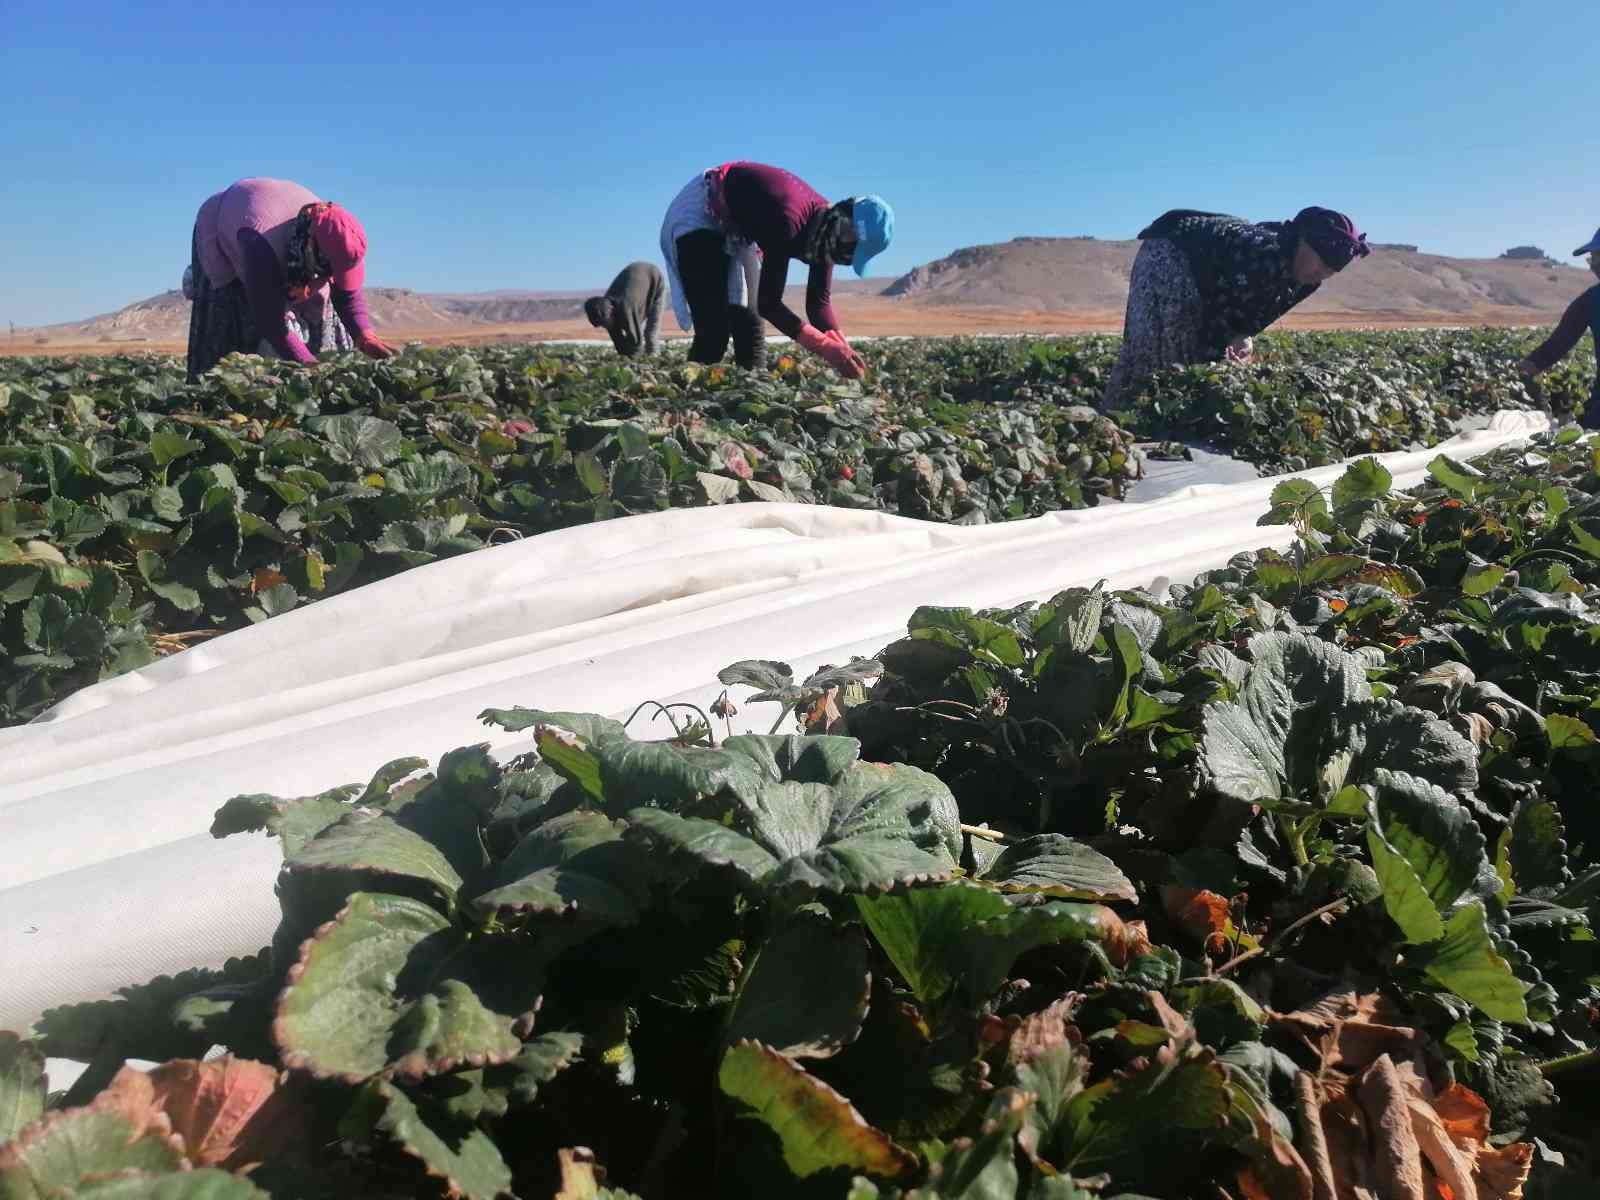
[884,236,1594,318]
[35,240,1594,346]
[44,288,485,343]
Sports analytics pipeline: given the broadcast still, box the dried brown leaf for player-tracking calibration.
[1270,991,1427,1075]
[1473,1142,1532,1200]
[554,1147,606,1199]
[1234,1080,1314,1200]
[1407,1096,1477,1200]
[804,687,844,734]
[1101,915,1153,966]
[1356,1056,1426,1200]
[1295,1073,1339,1200]
[1320,1092,1378,1199]
[1161,885,1232,950]
[1431,1084,1491,1150]
[250,567,287,594]
[1146,990,1193,1041]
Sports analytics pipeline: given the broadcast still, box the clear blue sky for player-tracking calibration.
[3,0,1597,326]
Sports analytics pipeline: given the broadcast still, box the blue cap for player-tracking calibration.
[1574,227,1600,256]
[850,195,895,277]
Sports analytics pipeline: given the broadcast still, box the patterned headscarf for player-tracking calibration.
[803,201,856,267]
[1292,207,1369,270]
[283,202,337,292]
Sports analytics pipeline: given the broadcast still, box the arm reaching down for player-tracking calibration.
[805,258,839,333]
[1521,291,1592,377]
[755,251,803,338]
[236,229,316,364]
[331,287,394,358]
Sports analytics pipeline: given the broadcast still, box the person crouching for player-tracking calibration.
[584,261,667,358]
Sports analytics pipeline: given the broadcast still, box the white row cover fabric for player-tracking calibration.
[0,410,1549,1031]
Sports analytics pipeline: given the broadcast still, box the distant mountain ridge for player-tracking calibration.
[882,236,1594,317]
[33,239,1594,343]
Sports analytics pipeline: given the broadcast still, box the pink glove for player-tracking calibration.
[795,324,866,380]
[824,330,867,379]
[355,330,397,359]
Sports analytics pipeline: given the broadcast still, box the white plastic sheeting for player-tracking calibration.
[0,410,1549,1031]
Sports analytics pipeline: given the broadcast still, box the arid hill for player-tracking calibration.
[883,237,1592,321]
[18,239,1590,353]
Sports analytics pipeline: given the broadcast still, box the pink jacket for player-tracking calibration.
[193,178,372,362]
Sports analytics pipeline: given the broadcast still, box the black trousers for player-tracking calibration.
[675,230,765,369]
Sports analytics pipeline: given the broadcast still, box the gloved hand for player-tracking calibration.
[822,329,867,378]
[795,324,865,380]
[355,330,397,359]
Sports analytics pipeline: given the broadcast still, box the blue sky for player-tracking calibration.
[3,0,1597,326]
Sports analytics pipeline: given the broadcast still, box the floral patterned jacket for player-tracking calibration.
[1148,214,1319,359]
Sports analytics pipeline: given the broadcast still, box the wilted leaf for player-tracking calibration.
[102,1058,301,1170]
[718,1041,915,1179]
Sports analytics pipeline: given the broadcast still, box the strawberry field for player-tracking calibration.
[0,330,1585,726]
[5,329,1600,1200]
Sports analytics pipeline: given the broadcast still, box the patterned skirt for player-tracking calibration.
[185,225,352,380]
[1102,238,1209,409]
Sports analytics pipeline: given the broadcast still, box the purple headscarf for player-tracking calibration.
[1292,207,1370,270]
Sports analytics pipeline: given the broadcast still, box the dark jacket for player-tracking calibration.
[599,261,666,356]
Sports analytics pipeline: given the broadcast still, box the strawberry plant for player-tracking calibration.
[0,342,1138,725]
[14,432,1600,1196]
[3,328,1586,726]
[1112,326,1593,473]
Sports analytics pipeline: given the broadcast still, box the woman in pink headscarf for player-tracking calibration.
[185,177,395,379]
